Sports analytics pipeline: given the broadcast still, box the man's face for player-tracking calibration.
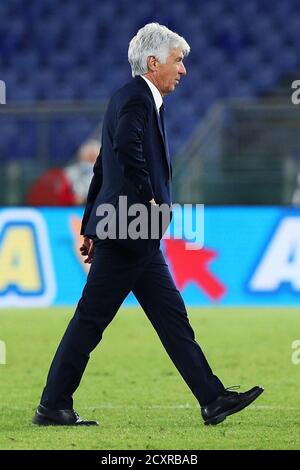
[154,48,187,96]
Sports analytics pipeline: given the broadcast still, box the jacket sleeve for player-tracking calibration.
[80,148,103,235]
[113,94,154,203]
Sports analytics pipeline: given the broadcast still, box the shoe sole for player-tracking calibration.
[204,387,264,426]
[32,414,99,426]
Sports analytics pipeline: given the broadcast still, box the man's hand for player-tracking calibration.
[79,237,94,264]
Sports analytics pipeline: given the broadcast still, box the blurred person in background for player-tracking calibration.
[291,174,300,205]
[64,139,100,205]
[26,139,100,206]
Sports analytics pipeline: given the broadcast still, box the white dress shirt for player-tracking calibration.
[141,75,163,112]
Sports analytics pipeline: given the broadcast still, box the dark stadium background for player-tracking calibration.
[1,0,300,205]
[1,0,300,451]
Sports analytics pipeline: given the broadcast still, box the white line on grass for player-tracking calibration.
[82,404,300,411]
[7,404,300,411]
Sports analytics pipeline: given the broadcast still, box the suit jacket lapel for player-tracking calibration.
[155,108,171,167]
[135,77,171,173]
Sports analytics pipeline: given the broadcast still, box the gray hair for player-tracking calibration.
[128,23,190,77]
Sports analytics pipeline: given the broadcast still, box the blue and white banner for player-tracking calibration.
[0,206,300,306]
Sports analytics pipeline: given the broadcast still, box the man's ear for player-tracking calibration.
[147,56,158,72]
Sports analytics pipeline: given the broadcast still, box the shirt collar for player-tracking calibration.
[141,75,163,112]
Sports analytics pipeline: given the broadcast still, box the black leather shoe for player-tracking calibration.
[201,385,264,425]
[32,404,99,426]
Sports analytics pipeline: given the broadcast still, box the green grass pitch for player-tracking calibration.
[0,307,300,450]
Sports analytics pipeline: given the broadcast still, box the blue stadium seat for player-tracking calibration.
[50,85,77,102]
[0,122,18,158]
[1,0,300,160]
[275,48,299,73]
[50,52,77,76]
[252,65,279,93]
[32,70,57,100]
[236,48,262,76]
[10,87,38,103]
[11,121,38,160]
[12,52,39,75]
[49,118,99,162]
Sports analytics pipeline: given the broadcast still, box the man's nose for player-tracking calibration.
[179,62,187,75]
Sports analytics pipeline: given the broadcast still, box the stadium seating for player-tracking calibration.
[1,0,300,161]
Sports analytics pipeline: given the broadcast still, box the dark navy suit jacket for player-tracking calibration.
[81,76,172,251]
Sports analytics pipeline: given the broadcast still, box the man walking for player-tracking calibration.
[33,23,263,427]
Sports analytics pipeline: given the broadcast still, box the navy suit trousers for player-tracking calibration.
[41,239,224,409]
